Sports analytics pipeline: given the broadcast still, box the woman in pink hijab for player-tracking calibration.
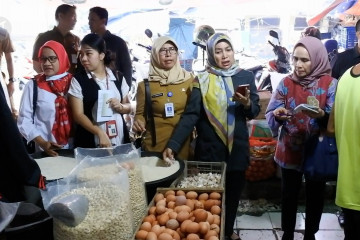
[265,36,338,240]
[18,40,73,157]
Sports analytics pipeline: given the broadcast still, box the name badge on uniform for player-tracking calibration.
[106,120,118,138]
[165,102,175,117]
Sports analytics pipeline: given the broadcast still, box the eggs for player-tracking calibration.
[186,191,198,199]
[187,233,200,240]
[158,232,172,240]
[166,219,179,230]
[186,222,200,234]
[146,232,158,240]
[136,190,222,240]
[209,192,221,200]
[175,195,187,206]
[154,193,165,203]
[193,209,208,222]
[140,221,152,232]
[135,230,148,239]
[210,205,221,215]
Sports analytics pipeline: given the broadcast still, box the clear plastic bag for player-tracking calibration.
[246,137,277,181]
[117,156,147,232]
[73,144,146,234]
[41,156,133,240]
[247,119,273,138]
[0,202,20,232]
[74,143,136,162]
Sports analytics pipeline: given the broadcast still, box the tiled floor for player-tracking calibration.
[234,212,344,240]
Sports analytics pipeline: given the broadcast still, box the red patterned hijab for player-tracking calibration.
[37,41,72,145]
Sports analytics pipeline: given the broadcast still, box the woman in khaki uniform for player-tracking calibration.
[132,36,194,160]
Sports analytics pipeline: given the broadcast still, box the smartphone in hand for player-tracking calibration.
[236,84,249,96]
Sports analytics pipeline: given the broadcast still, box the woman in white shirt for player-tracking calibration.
[68,33,131,148]
[18,40,73,156]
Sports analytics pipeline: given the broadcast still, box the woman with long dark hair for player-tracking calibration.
[69,33,131,148]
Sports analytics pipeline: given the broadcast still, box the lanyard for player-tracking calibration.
[105,76,109,90]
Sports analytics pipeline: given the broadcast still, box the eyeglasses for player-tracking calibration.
[159,47,177,56]
[38,56,58,63]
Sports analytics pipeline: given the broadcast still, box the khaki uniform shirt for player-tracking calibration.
[135,78,193,160]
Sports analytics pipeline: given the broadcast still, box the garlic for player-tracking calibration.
[177,173,222,188]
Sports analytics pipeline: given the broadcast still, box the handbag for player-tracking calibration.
[303,134,338,181]
[131,79,155,149]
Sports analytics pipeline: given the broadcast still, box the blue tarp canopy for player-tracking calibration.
[329,0,356,15]
[168,18,197,60]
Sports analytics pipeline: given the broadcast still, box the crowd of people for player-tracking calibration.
[0,3,360,240]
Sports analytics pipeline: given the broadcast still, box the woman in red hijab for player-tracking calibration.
[18,40,73,156]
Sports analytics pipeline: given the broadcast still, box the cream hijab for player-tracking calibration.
[148,36,192,85]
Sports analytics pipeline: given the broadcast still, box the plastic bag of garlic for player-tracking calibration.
[42,164,133,240]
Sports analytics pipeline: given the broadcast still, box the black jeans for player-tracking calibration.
[281,168,326,238]
[225,170,246,237]
[342,207,360,240]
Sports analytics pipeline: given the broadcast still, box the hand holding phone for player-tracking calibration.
[236,84,249,96]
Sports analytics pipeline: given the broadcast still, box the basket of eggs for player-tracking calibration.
[133,188,224,240]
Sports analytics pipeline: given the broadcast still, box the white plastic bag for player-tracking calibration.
[0,202,20,232]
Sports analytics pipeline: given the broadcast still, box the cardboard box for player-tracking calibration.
[255,90,272,119]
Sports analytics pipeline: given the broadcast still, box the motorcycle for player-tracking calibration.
[258,30,291,92]
[236,50,267,87]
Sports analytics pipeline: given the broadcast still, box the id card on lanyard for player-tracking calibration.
[94,75,118,139]
[106,120,118,138]
[165,91,175,117]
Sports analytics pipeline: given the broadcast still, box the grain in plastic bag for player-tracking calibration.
[74,145,146,233]
[42,156,133,240]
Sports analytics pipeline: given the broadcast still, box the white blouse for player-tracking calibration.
[17,73,73,151]
[68,68,129,147]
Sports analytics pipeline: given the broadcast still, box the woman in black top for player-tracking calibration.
[163,33,260,240]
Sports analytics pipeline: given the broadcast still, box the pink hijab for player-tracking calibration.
[290,36,331,87]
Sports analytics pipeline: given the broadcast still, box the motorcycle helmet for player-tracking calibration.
[193,25,215,50]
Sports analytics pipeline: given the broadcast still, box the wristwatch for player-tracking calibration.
[8,77,16,83]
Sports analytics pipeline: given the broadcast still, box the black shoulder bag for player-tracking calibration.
[22,79,37,154]
[144,79,156,147]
